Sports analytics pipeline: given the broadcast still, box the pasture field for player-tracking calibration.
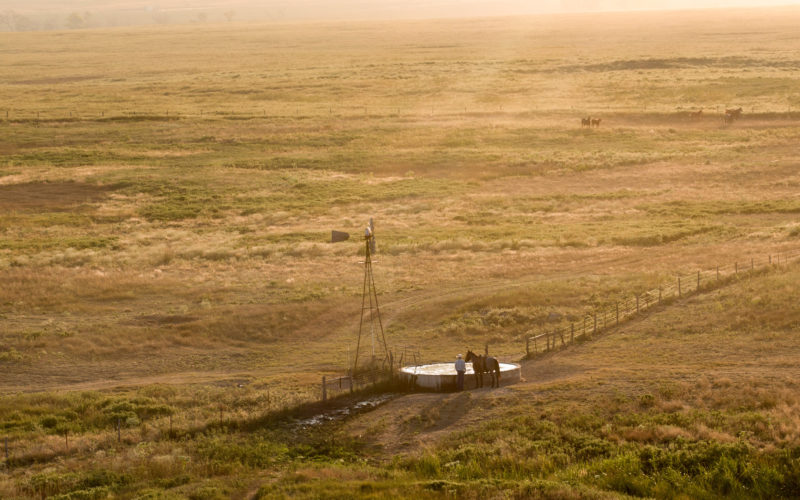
[1,5,800,498]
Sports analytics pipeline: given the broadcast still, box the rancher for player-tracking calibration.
[455,353,466,391]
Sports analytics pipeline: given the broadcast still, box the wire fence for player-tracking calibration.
[525,249,800,357]
[2,369,397,471]
[3,106,800,124]
[323,345,422,400]
[1,346,423,470]
[4,251,799,471]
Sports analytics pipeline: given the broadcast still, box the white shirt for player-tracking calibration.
[455,358,466,372]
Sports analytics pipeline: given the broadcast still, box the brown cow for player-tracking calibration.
[725,107,743,119]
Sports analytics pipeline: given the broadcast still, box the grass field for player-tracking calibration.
[2,5,800,498]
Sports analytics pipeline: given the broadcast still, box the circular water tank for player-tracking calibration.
[399,362,521,391]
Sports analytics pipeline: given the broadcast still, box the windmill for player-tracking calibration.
[352,218,388,375]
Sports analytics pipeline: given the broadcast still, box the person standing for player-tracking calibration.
[455,354,466,391]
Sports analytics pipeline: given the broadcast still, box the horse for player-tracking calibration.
[690,109,703,120]
[581,117,591,127]
[591,118,602,128]
[723,112,735,125]
[465,350,500,388]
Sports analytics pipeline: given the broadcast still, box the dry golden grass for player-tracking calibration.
[1,8,800,397]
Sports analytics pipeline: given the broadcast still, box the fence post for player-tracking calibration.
[658,287,662,302]
[571,323,574,343]
[484,343,489,356]
[5,435,8,464]
[322,376,327,402]
[65,430,69,453]
[751,258,754,271]
[526,336,530,356]
[593,313,597,335]
[546,330,550,351]
[583,317,587,336]
[769,255,772,265]
[678,277,682,297]
[636,295,639,313]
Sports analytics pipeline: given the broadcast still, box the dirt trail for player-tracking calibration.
[346,354,593,459]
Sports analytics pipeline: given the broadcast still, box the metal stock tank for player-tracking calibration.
[398,362,521,391]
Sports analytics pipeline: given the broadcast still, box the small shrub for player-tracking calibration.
[640,394,656,408]
[51,486,110,500]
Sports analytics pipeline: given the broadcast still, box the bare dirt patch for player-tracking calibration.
[0,181,116,211]
[346,387,516,459]
[133,314,200,326]
[11,75,105,85]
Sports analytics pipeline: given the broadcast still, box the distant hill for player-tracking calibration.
[1,0,798,31]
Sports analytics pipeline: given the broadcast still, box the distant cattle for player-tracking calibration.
[725,107,743,118]
[723,107,743,125]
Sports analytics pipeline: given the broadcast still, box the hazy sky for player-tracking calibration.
[6,0,800,14]
[3,0,800,30]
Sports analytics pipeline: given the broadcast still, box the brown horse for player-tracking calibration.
[465,350,500,388]
[690,109,703,120]
[581,117,591,127]
[591,118,602,128]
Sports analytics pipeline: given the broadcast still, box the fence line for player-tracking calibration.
[525,249,800,357]
[4,253,799,470]
[2,370,393,471]
[3,107,800,124]
[323,344,422,400]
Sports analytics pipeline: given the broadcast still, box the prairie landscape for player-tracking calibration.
[2,5,800,498]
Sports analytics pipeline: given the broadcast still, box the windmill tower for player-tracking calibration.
[352,218,388,374]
